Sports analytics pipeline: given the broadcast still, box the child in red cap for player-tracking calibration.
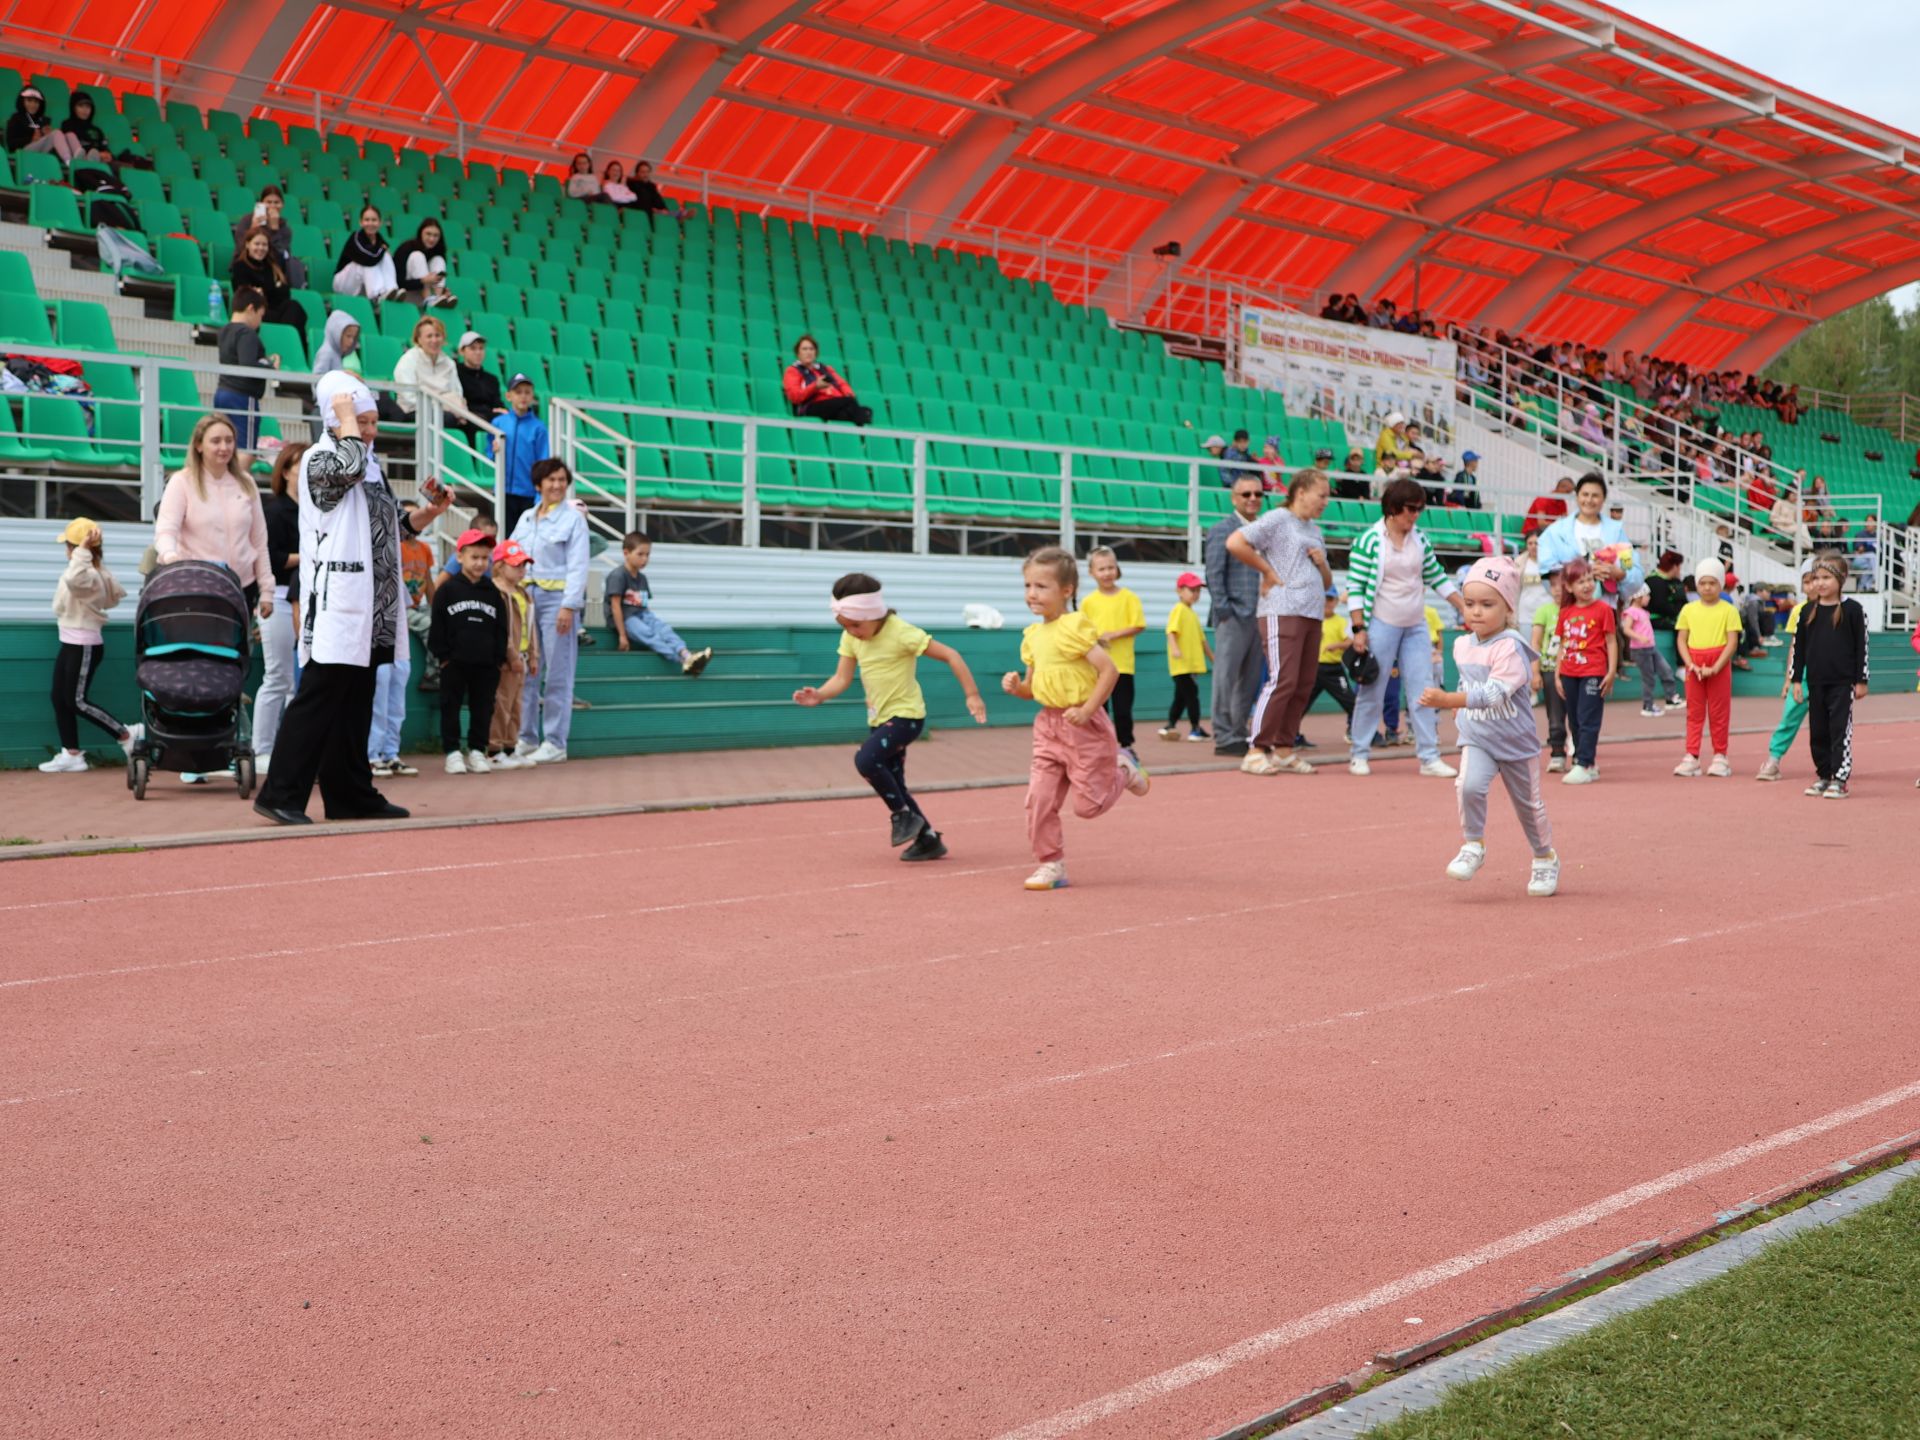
[1158,572,1212,741]
[428,528,508,773]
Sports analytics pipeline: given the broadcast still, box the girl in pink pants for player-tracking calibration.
[1002,546,1151,891]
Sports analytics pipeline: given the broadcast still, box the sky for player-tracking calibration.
[1641,0,1918,309]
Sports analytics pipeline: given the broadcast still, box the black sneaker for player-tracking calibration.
[1213,741,1249,758]
[889,810,927,848]
[1293,734,1317,749]
[902,829,948,862]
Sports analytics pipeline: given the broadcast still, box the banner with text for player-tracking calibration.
[1236,308,1459,457]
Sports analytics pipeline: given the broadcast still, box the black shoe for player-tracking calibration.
[578,630,596,647]
[253,801,313,825]
[890,810,928,848]
[1293,734,1317,749]
[331,801,411,820]
[902,829,948,862]
[1213,741,1249,758]
[1191,728,1212,740]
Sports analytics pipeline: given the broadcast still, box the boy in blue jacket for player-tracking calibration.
[491,373,549,538]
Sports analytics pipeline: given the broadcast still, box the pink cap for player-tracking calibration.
[1462,555,1520,615]
[1175,571,1205,589]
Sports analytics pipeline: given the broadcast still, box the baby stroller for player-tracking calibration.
[128,560,256,800]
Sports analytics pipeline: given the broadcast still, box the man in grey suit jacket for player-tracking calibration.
[1204,475,1265,756]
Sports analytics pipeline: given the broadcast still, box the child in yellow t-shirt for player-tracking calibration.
[1307,589,1356,734]
[1158,571,1212,742]
[794,572,986,861]
[1079,546,1146,754]
[1002,546,1150,891]
[1674,557,1741,776]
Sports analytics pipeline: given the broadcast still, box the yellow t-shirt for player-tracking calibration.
[1676,598,1742,654]
[1079,587,1145,675]
[1021,611,1101,710]
[1424,605,1444,645]
[1166,601,1207,676]
[1319,614,1349,664]
[837,613,932,725]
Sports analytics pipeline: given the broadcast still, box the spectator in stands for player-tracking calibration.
[566,153,601,200]
[784,336,872,426]
[1804,475,1838,543]
[255,443,306,772]
[1335,448,1369,500]
[1368,297,1396,329]
[493,373,550,537]
[1204,475,1265,757]
[230,227,309,335]
[1778,384,1801,425]
[631,161,675,217]
[1223,430,1258,487]
[600,160,640,207]
[1345,477,1465,778]
[231,187,306,288]
[313,310,407,421]
[1448,450,1482,509]
[1374,412,1411,474]
[333,204,401,302]
[508,458,590,765]
[455,330,506,439]
[1522,475,1573,537]
[213,287,279,451]
[1202,434,1231,486]
[393,219,458,309]
[1853,514,1880,591]
[59,92,117,165]
[1536,472,1642,600]
[609,531,712,673]
[392,315,478,423]
[7,86,83,162]
[154,414,275,617]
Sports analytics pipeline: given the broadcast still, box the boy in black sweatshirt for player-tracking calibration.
[430,528,508,774]
[1788,552,1869,799]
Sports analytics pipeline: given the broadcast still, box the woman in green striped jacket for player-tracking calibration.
[1346,477,1466,777]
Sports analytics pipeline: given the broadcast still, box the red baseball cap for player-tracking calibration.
[1175,571,1205,589]
[454,528,492,550]
[491,540,530,567]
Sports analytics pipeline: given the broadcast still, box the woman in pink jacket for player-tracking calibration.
[154,414,275,617]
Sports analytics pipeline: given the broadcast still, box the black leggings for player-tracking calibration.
[1107,672,1135,748]
[1308,661,1355,717]
[52,640,125,750]
[798,397,873,427]
[1167,674,1201,728]
[853,716,925,820]
[440,660,500,754]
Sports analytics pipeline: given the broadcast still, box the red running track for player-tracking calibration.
[4,721,1919,1439]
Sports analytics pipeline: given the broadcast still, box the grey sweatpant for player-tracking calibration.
[1457,745,1553,854]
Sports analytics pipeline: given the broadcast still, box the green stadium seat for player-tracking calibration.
[259,322,309,371]
[23,394,105,465]
[0,291,53,345]
[28,183,86,233]
[56,300,119,352]
[0,395,55,462]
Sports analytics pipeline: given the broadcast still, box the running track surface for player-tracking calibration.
[6,721,1918,1439]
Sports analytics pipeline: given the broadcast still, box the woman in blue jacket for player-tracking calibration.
[1536,472,1643,603]
[508,458,590,764]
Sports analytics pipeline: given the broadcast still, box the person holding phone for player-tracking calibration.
[254,373,452,825]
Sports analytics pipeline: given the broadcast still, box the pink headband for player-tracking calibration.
[830,591,888,621]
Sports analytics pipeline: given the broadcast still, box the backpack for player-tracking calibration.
[96,225,163,277]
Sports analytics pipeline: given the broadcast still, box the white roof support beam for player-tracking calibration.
[189,0,328,114]
[1721,253,1920,372]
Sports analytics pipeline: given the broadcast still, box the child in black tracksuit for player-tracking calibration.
[430,531,508,774]
[1788,553,1869,799]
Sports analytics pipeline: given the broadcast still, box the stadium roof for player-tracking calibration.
[12,0,1920,366]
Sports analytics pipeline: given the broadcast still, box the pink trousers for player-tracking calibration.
[1026,706,1127,863]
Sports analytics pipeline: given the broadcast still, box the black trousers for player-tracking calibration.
[1307,661,1355,717]
[52,640,125,750]
[440,660,499,753]
[1166,674,1202,728]
[853,716,926,821]
[798,396,873,427]
[257,659,387,818]
[1106,672,1136,748]
[1807,682,1856,783]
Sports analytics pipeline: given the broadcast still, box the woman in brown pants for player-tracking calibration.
[1230,467,1334,775]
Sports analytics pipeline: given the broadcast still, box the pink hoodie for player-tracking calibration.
[154,467,272,593]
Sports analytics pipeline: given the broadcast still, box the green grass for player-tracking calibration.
[1368,1176,1920,1440]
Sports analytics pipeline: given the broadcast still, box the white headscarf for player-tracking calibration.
[314,369,378,428]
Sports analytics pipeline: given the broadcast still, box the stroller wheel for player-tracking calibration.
[126,752,137,791]
[236,754,257,800]
[132,755,150,801]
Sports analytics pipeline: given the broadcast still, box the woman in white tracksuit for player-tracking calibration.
[510,458,590,763]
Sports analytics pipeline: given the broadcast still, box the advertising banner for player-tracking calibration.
[1237,308,1459,453]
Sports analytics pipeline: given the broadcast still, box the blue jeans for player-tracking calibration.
[1349,619,1438,762]
[623,609,686,661]
[520,587,578,750]
[368,650,411,761]
[212,387,258,449]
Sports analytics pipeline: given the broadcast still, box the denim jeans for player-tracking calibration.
[368,649,411,761]
[520,587,579,750]
[212,387,258,449]
[253,599,296,755]
[623,609,686,661]
[1349,619,1437,762]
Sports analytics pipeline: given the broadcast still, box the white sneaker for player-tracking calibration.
[1348,757,1371,776]
[1562,765,1595,785]
[512,740,539,760]
[38,750,88,773]
[1707,754,1732,778]
[488,751,525,770]
[466,749,491,773]
[1640,705,1663,718]
[1446,843,1485,881]
[369,759,396,778]
[1023,861,1069,891]
[1668,695,1686,709]
[1419,759,1458,778]
[119,723,145,755]
[1755,758,1781,782]
[1673,755,1702,777]
[254,751,271,776]
[1119,749,1151,796]
[444,750,468,774]
[1528,852,1560,897]
[1547,755,1565,773]
[529,741,567,765]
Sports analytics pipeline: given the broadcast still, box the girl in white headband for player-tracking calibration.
[794,572,987,861]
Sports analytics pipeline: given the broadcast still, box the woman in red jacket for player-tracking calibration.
[783,336,873,426]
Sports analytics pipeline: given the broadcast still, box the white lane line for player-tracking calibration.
[993,1075,1920,1440]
